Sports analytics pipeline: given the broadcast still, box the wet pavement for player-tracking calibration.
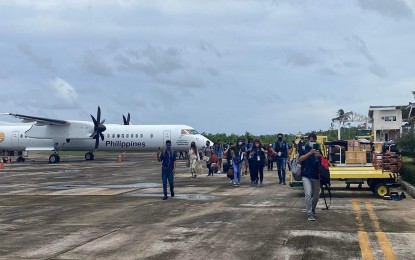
[0,152,414,259]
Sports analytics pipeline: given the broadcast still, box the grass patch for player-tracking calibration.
[401,156,415,186]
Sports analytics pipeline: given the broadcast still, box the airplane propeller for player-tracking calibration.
[90,106,106,149]
[123,113,131,125]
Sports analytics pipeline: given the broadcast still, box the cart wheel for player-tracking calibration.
[374,183,389,198]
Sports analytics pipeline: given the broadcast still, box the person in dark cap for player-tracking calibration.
[159,140,176,200]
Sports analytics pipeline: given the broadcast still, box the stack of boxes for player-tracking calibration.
[346,139,369,164]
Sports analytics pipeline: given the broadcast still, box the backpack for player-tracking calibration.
[319,156,331,210]
[290,157,302,181]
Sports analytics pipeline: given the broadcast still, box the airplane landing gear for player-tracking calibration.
[16,157,26,163]
[49,154,61,164]
[85,152,95,161]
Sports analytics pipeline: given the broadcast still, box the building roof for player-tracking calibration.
[368,105,406,118]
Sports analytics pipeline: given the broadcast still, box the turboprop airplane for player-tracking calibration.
[0,107,211,163]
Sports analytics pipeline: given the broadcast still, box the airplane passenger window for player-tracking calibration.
[117,134,120,138]
[151,134,153,138]
[140,134,143,138]
[112,134,115,138]
[126,134,129,138]
[136,134,138,138]
[122,134,124,138]
[107,134,110,138]
[20,134,23,138]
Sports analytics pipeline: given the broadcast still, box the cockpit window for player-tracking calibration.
[181,129,199,135]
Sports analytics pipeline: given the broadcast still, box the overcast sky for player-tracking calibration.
[1,0,415,135]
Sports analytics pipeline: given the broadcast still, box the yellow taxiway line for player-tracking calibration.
[352,198,397,260]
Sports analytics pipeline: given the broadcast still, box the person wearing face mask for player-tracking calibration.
[267,143,274,171]
[271,133,290,185]
[250,139,266,186]
[225,138,245,187]
[299,132,322,221]
[160,140,176,200]
[244,138,253,176]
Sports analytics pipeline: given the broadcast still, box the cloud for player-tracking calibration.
[284,50,316,67]
[346,35,375,63]
[199,40,222,59]
[358,0,413,20]
[16,44,55,71]
[47,77,78,105]
[81,50,113,77]
[117,45,184,76]
[156,73,205,89]
[346,35,387,77]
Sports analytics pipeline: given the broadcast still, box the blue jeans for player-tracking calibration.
[233,162,242,184]
[162,169,174,196]
[276,158,287,183]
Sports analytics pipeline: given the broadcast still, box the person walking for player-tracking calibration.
[203,140,213,176]
[250,139,266,186]
[271,133,289,185]
[214,139,224,174]
[267,143,274,171]
[188,141,199,178]
[298,133,321,221]
[225,138,245,187]
[159,140,176,200]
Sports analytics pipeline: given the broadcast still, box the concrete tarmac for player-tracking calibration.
[0,152,414,260]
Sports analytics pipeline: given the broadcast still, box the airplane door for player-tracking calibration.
[163,130,171,144]
[12,131,19,147]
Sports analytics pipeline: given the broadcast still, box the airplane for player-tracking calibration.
[0,107,212,163]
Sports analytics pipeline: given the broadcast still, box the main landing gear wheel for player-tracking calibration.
[16,157,25,163]
[49,154,61,164]
[85,152,94,161]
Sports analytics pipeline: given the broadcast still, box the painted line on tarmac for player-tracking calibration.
[364,200,397,260]
[352,198,374,260]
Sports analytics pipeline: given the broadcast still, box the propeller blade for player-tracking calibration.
[123,115,127,125]
[90,115,98,126]
[100,119,106,125]
[90,131,97,138]
[127,113,130,124]
[96,106,101,124]
[100,132,105,141]
[95,137,99,149]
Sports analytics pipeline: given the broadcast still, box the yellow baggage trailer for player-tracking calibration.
[290,140,402,198]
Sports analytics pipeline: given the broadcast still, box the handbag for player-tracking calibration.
[290,158,302,181]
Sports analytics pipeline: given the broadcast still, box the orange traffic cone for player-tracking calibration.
[118,154,122,162]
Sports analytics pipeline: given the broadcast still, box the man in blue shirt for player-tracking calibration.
[271,133,290,185]
[298,133,321,221]
[160,140,176,200]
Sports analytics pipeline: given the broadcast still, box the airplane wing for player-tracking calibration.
[1,113,69,126]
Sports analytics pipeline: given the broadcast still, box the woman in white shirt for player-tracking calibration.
[189,141,199,178]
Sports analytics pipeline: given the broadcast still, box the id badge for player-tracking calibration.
[257,155,260,161]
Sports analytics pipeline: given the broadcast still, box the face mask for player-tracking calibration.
[308,142,316,147]
[278,137,282,141]
[166,146,171,151]
[238,142,243,146]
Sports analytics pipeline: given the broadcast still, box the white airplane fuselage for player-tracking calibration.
[0,123,210,153]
